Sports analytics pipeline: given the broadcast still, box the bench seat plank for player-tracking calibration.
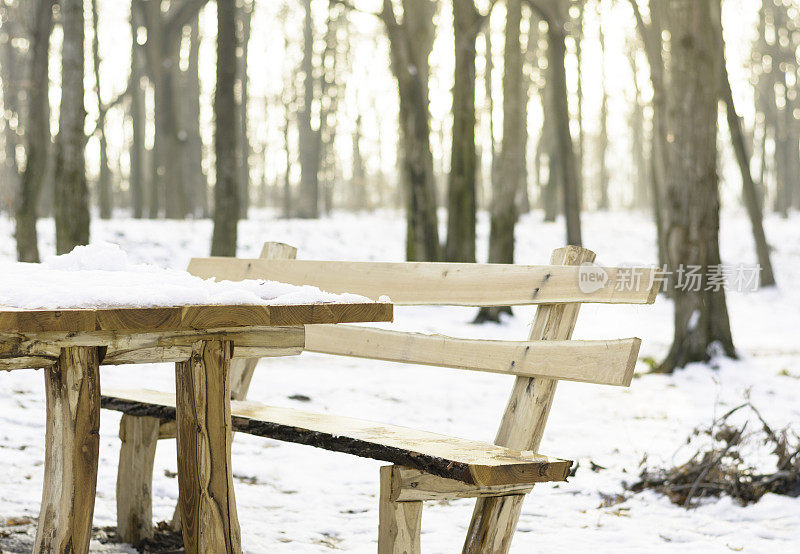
[101,389,572,487]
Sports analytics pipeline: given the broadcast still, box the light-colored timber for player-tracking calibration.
[33,346,101,553]
[188,258,661,306]
[175,340,241,554]
[388,466,534,502]
[0,301,391,333]
[116,414,160,543]
[306,325,640,386]
[379,466,422,554]
[0,325,305,370]
[102,388,572,487]
[463,245,594,554]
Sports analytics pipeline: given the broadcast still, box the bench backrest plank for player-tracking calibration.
[187,257,659,306]
[305,324,639,387]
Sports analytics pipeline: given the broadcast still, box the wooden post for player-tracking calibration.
[34,346,101,553]
[116,414,160,543]
[228,241,297,400]
[378,465,422,554]
[175,339,241,554]
[462,246,595,553]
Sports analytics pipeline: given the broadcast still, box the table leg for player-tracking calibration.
[175,339,241,554]
[34,346,101,554]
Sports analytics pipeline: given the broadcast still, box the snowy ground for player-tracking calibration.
[0,209,798,553]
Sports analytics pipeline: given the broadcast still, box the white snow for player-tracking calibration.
[0,209,798,553]
[0,242,372,310]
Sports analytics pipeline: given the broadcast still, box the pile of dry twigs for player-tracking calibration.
[628,402,800,507]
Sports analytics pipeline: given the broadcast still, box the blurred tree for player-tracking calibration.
[476,0,524,324]
[211,0,239,256]
[54,0,90,254]
[237,0,253,219]
[658,0,735,373]
[0,0,27,213]
[711,0,775,287]
[295,0,321,218]
[91,0,112,220]
[128,1,147,219]
[596,1,609,210]
[14,0,53,262]
[379,0,441,261]
[181,15,208,217]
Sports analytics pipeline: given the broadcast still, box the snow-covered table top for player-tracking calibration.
[0,243,392,333]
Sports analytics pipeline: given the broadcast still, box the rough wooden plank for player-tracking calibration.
[463,245,595,554]
[101,389,572,487]
[116,414,160,544]
[379,466,422,554]
[33,346,101,553]
[306,325,641,386]
[0,302,392,333]
[187,258,660,306]
[0,325,306,370]
[175,340,241,554]
[389,466,534,502]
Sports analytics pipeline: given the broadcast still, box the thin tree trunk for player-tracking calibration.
[658,0,735,373]
[445,0,481,262]
[712,3,775,287]
[182,16,208,217]
[238,1,253,219]
[210,0,239,256]
[14,0,53,262]
[128,1,146,219]
[546,14,581,245]
[296,0,320,219]
[597,10,609,210]
[381,0,441,261]
[54,0,90,254]
[91,0,112,220]
[476,0,523,323]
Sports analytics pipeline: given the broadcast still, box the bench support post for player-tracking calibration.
[34,346,101,554]
[379,465,422,554]
[463,245,595,554]
[175,339,241,554]
[116,414,160,544]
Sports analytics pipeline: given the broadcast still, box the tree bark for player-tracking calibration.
[658,0,735,373]
[476,0,523,323]
[238,1,253,219]
[128,2,146,219]
[54,0,90,254]
[14,0,53,262]
[381,0,441,261]
[182,16,208,217]
[91,0,112,220]
[445,0,481,262]
[296,0,321,219]
[712,3,776,287]
[210,0,240,256]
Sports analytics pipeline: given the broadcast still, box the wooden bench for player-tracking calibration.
[102,243,659,553]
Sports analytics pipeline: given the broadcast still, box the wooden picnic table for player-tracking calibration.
[0,301,392,553]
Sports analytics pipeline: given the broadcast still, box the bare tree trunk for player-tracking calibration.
[54,0,90,254]
[282,112,291,218]
[91,0,112,220]
[476,0,523,323]
[381,0,441,261]
[351,115,367,209]
[237,1,253,219]
[627,47,649,210]
[0,1,26,213]
[128,1,146,219]
[445,0,482,262]
[544,6,581,245]
[711,4,775,287]
[210,0,239,256]
[597,10,609,210]
[296,0,320,219]
[658,0,735,373]
[14,0,52,262]
[182,16,208,217]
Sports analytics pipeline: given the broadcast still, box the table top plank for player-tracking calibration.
[0,302,392,333]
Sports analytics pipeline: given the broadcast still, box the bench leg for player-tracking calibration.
[175,339,241,554]
[34,346,101,554]
[462,494,526,554]
[116,414,160,544]
[379,465,422,554]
